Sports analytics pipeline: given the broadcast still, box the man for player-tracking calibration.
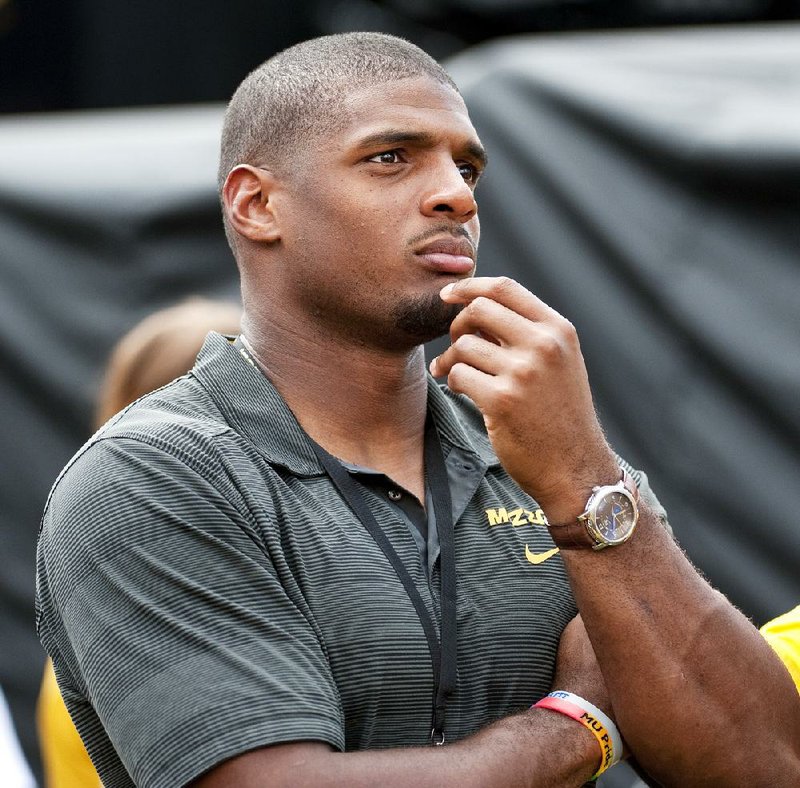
[36,33,800,787]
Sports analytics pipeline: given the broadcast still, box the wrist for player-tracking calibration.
[541,465,641,552]
[471,707,602,786]
[536,462,621,526]
[525,706,600,781]
[531,691,624,780]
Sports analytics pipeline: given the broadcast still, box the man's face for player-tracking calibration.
[272,76,484,350]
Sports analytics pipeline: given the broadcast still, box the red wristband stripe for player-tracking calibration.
[532,696,614,778]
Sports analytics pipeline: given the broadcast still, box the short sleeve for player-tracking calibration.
[760,606,800,693]
[37,438,344,788]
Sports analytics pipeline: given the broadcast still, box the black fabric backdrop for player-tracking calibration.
[1,23,798,782]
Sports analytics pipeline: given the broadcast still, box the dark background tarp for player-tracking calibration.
[6,0,800,114]
[1,22,798,782]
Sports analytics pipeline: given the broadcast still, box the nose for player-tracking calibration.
[420,161,478,224]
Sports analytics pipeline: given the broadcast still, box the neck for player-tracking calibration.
[242,313,431,489]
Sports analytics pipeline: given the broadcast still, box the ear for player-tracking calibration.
[222,165,282,244]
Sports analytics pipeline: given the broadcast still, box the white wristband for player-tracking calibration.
[545,691,623,768]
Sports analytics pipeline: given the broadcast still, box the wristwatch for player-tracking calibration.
[546,469,639,550]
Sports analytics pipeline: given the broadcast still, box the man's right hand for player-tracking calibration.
[429,276,620,525]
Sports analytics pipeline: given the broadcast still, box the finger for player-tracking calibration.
[444,361,498,414]
[447,293,542,348]
[429,332,506,379]
[440,276,563,324]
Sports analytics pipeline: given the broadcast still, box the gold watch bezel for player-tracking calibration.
[579,481,639,550]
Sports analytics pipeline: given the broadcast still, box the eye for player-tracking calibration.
[367,150,405,165]
[457,161,481,185]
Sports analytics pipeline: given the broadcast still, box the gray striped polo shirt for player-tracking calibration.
[36,332,666,788]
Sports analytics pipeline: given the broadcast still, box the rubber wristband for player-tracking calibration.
[545,691,623,769]
[532,694,619,779]
[534,696,614,779]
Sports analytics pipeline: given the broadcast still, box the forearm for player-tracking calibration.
[334,711,597,788]
[430,276,800,784]
[193,709,601,787]
[556,502,800,786]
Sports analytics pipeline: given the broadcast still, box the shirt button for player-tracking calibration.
[388,489,402,501]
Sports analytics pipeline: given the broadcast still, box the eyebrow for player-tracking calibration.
[355,129,488,169]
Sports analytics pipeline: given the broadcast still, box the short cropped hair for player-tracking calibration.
[218,32,459,249]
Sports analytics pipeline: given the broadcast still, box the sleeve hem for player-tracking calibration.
[142,716,345,788]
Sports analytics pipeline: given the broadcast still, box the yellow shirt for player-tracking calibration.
[761,605,800,693]
[38,659,102,788]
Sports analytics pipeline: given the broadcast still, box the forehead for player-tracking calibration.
[334,76,482,155]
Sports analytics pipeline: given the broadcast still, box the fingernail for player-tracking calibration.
[428,357,438,374]
[440,283,455,298]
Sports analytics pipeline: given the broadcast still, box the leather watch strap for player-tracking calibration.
[547,516,597,549]
[620,468,639,502]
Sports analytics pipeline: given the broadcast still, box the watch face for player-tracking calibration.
[591,488,637,545]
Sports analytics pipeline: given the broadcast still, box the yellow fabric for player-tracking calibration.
[760,605,800,693]
[37,659,102,788]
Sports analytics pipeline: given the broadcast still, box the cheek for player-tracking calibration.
[342,210,409,258]
[470,215,481,245]
[287,180,415,263]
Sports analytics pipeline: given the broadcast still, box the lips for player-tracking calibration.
[414,236,476,274]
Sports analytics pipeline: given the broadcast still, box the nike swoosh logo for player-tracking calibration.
[525,544,560,565]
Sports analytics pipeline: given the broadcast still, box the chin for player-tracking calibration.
[391,294,462,344]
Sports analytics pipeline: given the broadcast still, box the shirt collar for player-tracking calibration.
[191,331,500,475]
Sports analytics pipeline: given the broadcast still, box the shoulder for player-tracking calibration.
[99,372,231,453]
[38,374,265,574]
[51,373,236,498]
[35,376,270,663]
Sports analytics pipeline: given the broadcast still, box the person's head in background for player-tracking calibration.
[94,297,242,427]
